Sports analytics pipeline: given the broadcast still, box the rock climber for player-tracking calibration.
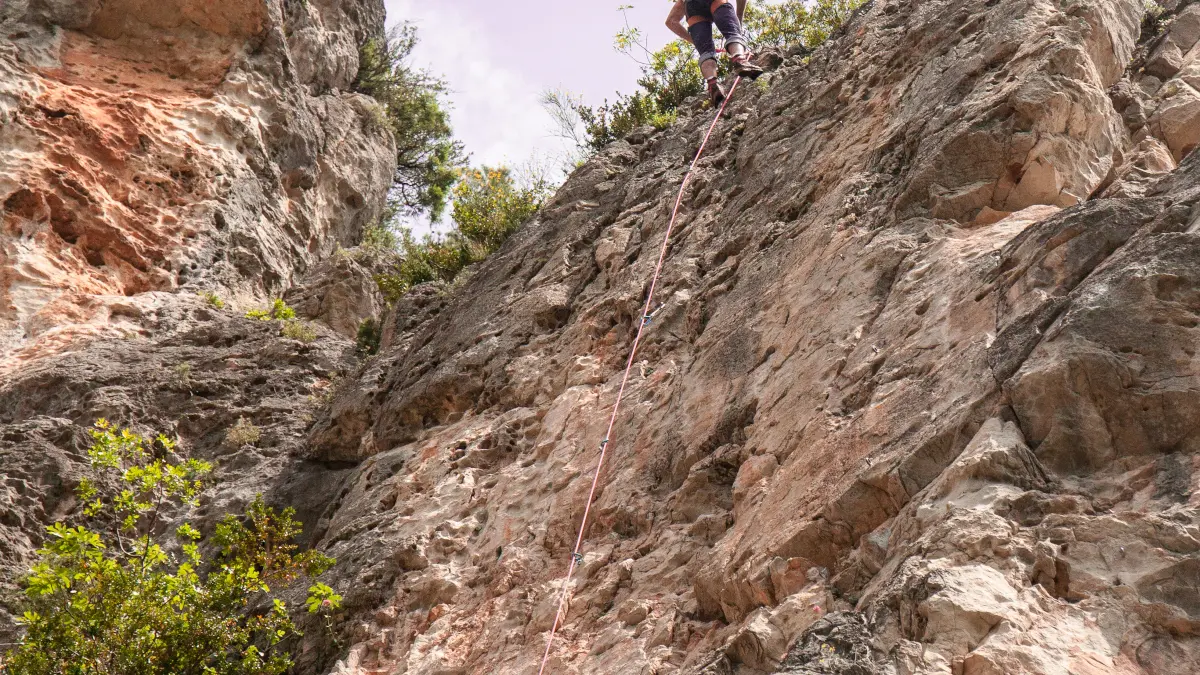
[666,0,764,106]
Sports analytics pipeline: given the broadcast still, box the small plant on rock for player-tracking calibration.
[226,417,262,447]
[2,420,340,674]
[281,320,317,343]
[199,291,226,310]
[356,317,383,356]
[246,299,296,322]
[1143,1,1168,35]
[172,362,192,389]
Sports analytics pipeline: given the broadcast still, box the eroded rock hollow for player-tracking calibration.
[3,0,1200,673]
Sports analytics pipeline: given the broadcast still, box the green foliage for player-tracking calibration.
[743,0,865,51]
[375,228,474,303]
[580,39,705,152]
[2,421,338,675]
[1143,1,1168,35]
[246,299,296,322]
[372,166,552,303]
[355,24,464,222]
[305,584,342,615]
[360,221,400,254]
[199,291,226,310]
[569,0,865,152]
[226,417,262,448]
[355,318,383,356]
[280,320,317,343]
[452,167,548,251]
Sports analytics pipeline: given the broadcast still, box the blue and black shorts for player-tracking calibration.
[683,0,746,65]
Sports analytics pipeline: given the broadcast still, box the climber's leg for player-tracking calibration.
[712,1,763,79]
[685,16,719,79]
[688,23,725,106]
[685,5,726,106]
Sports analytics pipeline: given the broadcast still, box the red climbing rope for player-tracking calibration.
[536,76,743,674]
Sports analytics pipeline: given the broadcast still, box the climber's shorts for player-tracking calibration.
[685,0,745,65]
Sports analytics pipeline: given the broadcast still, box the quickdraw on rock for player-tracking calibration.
[537,76,745,675]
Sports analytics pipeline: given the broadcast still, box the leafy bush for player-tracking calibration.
[375,228,474,302]
[360,221,400,254]
[453,167,548,250]
[356,318,383,356]
[226,417,262,447]
[559,0,865,152]
[745,0,865,51]
[373,166,551,303]
[355,24,463,222]
[2,421,339,675]
[1143,1,1168,35]
[580,39,706,152]
[246,299,296,322]
[281,320,317,343]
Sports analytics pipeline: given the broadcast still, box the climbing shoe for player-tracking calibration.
[730,54,764,80]
[707,78,727,107]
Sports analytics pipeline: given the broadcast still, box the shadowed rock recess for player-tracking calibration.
[3,0,1200,673]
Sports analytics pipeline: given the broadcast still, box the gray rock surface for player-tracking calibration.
[284,251,383,339]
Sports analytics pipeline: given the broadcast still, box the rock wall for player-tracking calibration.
[308,0,1200,672]
[0,0,391,660]
[0,0,393,372]
[3,0,1200,674]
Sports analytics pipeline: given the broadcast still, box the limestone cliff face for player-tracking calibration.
[0,0,391,662]
[0,0,394,372]
[3,0,1200,674]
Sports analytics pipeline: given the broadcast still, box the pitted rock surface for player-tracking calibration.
[0,0,394,372]
[4,0,1200,674]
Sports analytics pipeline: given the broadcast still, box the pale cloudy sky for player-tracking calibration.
[382,0,681,169]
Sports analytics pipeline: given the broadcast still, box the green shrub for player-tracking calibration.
[452,167,548,251]
[226,417,262,447]
[745,0,865,51]
[1143,1,1168,35]
[2,421,339,675]
[281,320,317,343]
[580,39,705,151]
[246,299,296,322]
[355,24,464,222]
[371,165,551,303]
[360,221,400,254]
[356,318,383,356]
